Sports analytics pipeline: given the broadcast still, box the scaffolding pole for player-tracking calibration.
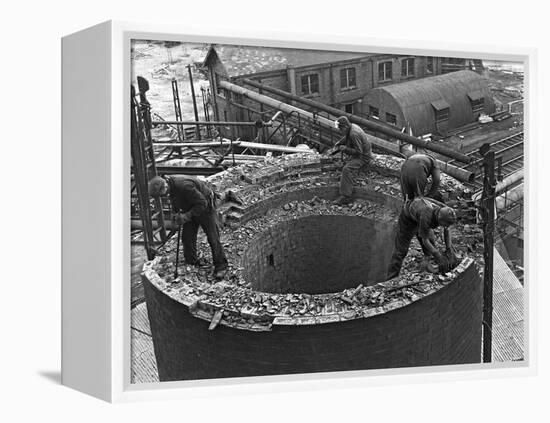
[480,143,496,362]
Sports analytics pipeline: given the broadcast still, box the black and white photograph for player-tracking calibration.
[6,0,550,418]
[130,40,525,384]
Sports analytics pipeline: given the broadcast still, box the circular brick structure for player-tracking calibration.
[243,215,395,294]
[142,153,483,381]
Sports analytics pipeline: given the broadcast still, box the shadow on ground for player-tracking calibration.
[38,370,61,384]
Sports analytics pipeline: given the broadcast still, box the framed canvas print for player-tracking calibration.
[61,21,536,402]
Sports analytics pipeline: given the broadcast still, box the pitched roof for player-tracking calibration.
[204,44,371,77]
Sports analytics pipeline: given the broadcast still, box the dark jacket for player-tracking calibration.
[400,153,439,199]
[404,197,444,240]
[165,175,216,217]
[342,123,373,163]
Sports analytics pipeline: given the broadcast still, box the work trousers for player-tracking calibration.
[401,173,444,202]
[386,209,432,279]
[181,210,228,272]
[401,173,428,200]
[339,158,369,197]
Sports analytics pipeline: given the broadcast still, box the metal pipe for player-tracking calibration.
[219,80,335,128]
[495,169,524,196]
[386,142,474,183]
[267,111,283,125]
[152,120,269,127]
[241,78,471,163]
[269,104,475,183]
[472,169,524,204]
[496,183,523,212]
[228,79,475,182]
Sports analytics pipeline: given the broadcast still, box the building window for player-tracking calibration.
[468,91,485,114]
[470,98,485,113]
[401,58,415,77]
[426,57,434,74]
[435,108,450,123]
[340,67,356,90]
[378,61,393,82]
[301,74,319,95]
[344,103,354,114]
[223,110,228,121]
[386,112,397,125]
[369,106,379,118]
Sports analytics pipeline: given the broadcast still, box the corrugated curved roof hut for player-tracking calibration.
[364,70,494,136]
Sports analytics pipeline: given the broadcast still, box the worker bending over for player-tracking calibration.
[399,152,444,267]
[148,175,228,280]
[387,196,457,279]
[400,153,442,202]
[333,116,373,206]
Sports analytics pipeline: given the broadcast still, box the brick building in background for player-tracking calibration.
[202,44,444,139]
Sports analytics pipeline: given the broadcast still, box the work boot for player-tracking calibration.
[333,195,354,206]
[214,268,227,280]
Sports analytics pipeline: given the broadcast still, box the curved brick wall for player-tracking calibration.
[143,260,482,381]
[142,153,483,382]
[243,215,396,294]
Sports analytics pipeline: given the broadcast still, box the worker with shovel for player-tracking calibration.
[148,175,228,280]
[332,116,373,206]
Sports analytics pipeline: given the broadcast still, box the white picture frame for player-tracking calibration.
[61,20,537,402]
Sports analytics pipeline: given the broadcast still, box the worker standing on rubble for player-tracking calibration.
[386,196,457,279]
[333,116,373,206]
[148,175,228,280]
[400,153,443,202]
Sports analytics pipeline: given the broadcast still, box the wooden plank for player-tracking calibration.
[490,249,524,362]
[154,141,239,148]
[131,303,159,384]
[237,141,315,153]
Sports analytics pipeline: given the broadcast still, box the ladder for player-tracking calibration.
[131,77,168,260]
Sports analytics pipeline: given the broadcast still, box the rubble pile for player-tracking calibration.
[145,153,483,331]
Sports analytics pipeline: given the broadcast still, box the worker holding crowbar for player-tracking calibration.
[331,116,374,206]
[149,175,229,280]
[173,209,183,279]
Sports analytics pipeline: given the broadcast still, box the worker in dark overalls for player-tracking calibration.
[393,153,446,272]
[333,116,373,206]
[386,196,456,279]
[400,153,442,202]
[399,152,443,263]
[148,175,228,280]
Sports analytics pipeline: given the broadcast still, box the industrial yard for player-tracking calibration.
[130,41,525,383]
